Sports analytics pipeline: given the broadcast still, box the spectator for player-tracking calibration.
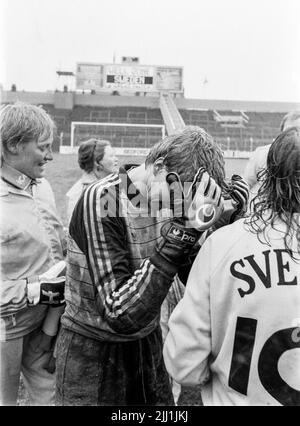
[164,126,300,406]
[66,138,118,222]
[56,126,244,406]
[243,111,300,203]
[0,102,66,405]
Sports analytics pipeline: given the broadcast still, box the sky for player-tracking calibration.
[1,0,300,102]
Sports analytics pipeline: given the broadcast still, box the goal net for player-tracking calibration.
[64,121,165,154]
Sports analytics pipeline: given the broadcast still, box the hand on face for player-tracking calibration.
[146,164,224,229]
[166,168,224,231]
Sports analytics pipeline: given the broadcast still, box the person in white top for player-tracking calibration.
[163,126,300,406]
[66,138,118,222]
[243,111,300,202]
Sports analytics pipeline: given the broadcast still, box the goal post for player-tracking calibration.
[60,121,166,154]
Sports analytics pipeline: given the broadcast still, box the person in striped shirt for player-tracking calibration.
[55,126,247,406]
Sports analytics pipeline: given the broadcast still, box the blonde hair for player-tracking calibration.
[0,102,55,154]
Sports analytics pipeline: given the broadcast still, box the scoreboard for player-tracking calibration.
[76,62,183,93]
[105,65,155,91]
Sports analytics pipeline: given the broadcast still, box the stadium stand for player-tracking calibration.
[179,108,285,151]
[1,89,299,153]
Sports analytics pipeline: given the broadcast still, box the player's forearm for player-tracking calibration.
[163,296,211,386]
[164,243,212,386]
[98,259,175,334]
[164,334,210,386]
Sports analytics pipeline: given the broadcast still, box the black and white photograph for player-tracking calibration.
[0,0,300,410]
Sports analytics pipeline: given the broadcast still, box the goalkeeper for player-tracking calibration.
[0,103,66,406]
[56,126,248,406]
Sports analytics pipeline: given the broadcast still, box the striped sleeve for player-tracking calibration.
[79,174,175,334]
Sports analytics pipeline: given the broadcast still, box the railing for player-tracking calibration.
[159,93,185,135]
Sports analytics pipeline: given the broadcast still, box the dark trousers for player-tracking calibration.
[55,326,174,406]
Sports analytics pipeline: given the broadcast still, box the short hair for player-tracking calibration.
[247,126,300,257]
[78,138,111,173]
[0,102,55,154]
[280,111,300,132]
[145,126,225,187]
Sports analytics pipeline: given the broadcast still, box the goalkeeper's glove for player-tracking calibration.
[214,174,249,229]
[151,168,224,276]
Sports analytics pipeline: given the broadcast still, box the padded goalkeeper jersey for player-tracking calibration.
[62,170,179,341]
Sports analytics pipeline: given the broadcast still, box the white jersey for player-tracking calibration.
[66,171,97,223]
[163,217,300,406]
[243,144,270,203]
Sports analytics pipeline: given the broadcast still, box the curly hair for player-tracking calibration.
[145,126,226,188]
[246,127,300,258]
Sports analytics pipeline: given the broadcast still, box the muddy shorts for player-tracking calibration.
[55,326,174,406]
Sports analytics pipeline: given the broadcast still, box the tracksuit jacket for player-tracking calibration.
[0,163,65,341]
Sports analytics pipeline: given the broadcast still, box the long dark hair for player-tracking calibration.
[246,127,300,257]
